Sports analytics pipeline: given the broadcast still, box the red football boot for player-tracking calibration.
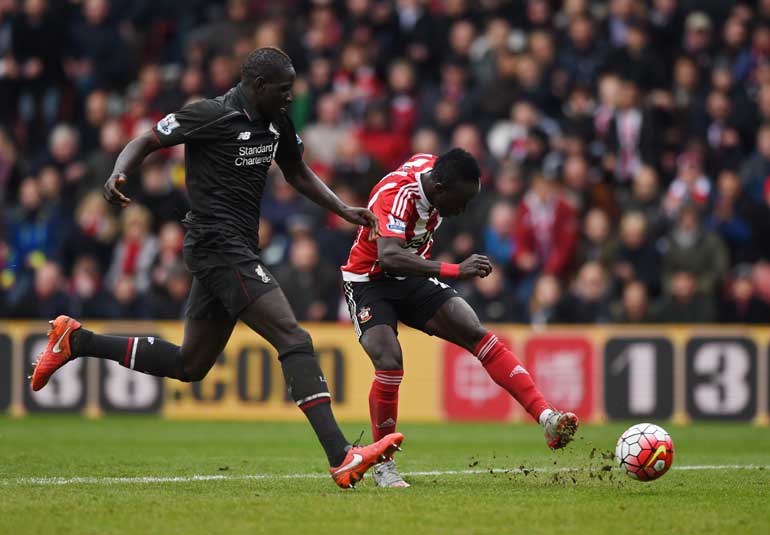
[31,315,82,391]
[330,432,404,488]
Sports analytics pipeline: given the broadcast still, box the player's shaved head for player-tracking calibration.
[424,148,481,217]
[241,47,294,82]
[433,148,481,188]
[240,47,296,121]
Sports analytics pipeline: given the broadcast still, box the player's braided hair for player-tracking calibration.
[434,148,481,186]
[241,47,293,82]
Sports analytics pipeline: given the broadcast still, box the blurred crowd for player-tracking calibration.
[1,0,770,325]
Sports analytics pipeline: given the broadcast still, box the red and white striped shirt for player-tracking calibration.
[341,154,441,281]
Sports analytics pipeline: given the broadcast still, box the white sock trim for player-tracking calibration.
[538,409,555,427]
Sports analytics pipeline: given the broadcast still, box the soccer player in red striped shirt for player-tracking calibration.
[341,149,578,487]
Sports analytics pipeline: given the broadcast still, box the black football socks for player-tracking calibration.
[70,329,186,380]
[279,347,350,466]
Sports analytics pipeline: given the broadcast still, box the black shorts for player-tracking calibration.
[343,276,458,339]
[183,228,279,320]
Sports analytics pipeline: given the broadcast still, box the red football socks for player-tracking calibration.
[369,370,403,441]
[475,332,550,422]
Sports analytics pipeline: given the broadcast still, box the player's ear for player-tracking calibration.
[251,76,266,94]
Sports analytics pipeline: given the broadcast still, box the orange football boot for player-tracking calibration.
[330,432,404,488]
[31,315,82,391]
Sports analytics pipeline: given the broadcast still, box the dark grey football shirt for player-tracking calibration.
[151,83,302,250]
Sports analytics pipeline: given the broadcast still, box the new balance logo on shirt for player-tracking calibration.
[237,131,251,140]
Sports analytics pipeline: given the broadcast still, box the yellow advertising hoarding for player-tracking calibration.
[0,321,768,425]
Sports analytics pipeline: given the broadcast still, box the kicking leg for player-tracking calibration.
[424,297,578,449]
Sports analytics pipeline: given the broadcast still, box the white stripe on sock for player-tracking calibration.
[477,335,498,361]
[129,337,139,369]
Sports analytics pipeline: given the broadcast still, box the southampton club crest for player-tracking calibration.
[358,307,372,323]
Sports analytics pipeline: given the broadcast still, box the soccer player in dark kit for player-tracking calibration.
[341,151,578,487]
[31,47,402,488]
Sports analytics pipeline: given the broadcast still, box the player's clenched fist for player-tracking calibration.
[459,254,492,279]
[103,173,132,207]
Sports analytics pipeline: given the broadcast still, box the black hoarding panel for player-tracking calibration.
[0,334,11,411]
[605,337,674,420]
[686,337,757,421]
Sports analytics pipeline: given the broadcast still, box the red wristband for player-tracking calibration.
[439,263,460,278]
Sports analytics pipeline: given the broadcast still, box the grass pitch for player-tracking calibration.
[0,417,768,534]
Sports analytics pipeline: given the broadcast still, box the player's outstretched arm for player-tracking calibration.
[378,237,492,279]
[280,159,380,239]
[103,130,162,207]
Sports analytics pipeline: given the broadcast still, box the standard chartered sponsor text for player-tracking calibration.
[235,143,274,166]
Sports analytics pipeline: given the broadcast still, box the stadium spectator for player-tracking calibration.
[111,273,148,319]
[555,261,613,324]
[476,45,518,123]
[80,119,126,199]
[740,123,770,200]
[331,132,383,201]
[69,254,116,319]
[67,0,133,93]
[662,204,728,298]
[357,100,410,172]
[274,235,338,321]
[612,280,654,323]
[9,260,70,318]
[619,165,667,239]
[720,264,770,324]
[707,169,761,264]
[682,12,715,74]
[316,185,363,269]
[481,201,516,269]
[462,263,519,323]
[257,217,287,268]
[559,13,607,88]
[606,20,664,91]
[11,0,67,145]
[150,221,184,292]
[105,204,158,294]
[0,129,21,207]
[574,208,618,271]
[58,191,117,275]
[513,173,578,302]
[302,94,350,167]
[148,260,190,319]
[262,173,321,236]
[614,211,662,297]
[524,274,562,326]
[79,90,110,154]
[186,0,254,59]
[4,176,60,286]
[135,160,189,232]
[656,269,716,323]
[38,124,86,212]
[605,77,657,184]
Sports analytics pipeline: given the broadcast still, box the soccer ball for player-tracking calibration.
[615,423,674,482]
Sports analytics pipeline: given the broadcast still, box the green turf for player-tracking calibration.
[0,417,768,534]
